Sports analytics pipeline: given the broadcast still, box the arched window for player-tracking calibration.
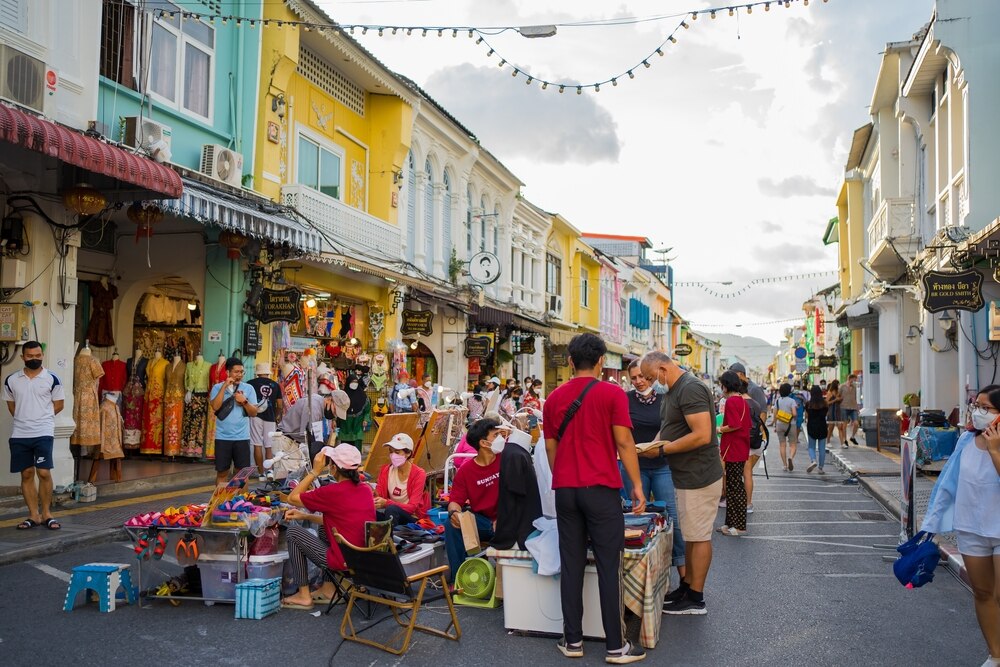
[424,159,434,273]
[443,171,452,269]
[405,152,416,263]
[466,185,473,256]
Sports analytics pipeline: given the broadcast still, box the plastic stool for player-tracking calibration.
[63,563,137,612]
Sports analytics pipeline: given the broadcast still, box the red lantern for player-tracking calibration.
[126,202,163,243]
[219,230,248,259]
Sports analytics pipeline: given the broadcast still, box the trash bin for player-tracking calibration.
[860,415,877,447]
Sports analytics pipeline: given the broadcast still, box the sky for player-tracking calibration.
[320,0,935,344]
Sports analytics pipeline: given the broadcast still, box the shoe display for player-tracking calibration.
[806,462,817,473]
[606,642,646,664]
[662,598,707,615]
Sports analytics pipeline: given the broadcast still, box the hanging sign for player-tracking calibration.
[921,269,983,313]
[818,354,838,368]
[464,336,492,358]
[400,309,433,336]
[258,287,302,324]
[519,336,536,355]
[469,251,501,285]
[243,321,260,356]
[673,343,692,357]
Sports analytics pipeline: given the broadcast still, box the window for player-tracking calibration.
[443,172,452,266]
[100,0,137,88]
[297,134,342,200]
[405,152,416,263]
[466,185,473,255]
[480,196,489,251]
[546,253,561,295]
[0,0,25,31]
[424,160,435,273]
[581,270,590,308]
[148,4,214,119]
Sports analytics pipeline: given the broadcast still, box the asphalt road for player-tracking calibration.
[0,460,987,666]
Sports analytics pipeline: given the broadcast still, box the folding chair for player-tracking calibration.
[324,520,393,617]
[335,533,461,655]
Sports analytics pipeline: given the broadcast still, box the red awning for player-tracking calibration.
[0,105,182,198]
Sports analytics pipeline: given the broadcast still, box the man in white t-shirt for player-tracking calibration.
[2,342,65,530]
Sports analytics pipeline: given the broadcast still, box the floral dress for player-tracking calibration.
[141,356,168,454]
[123,357,146,448]
[181,359,211,458]
[70,354,104,449]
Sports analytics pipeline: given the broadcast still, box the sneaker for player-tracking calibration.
[850,437,859,445]
[662,597,707,615]
[718,498,727,508]
[818,468,826,475]
[258,475,267,482]
[787,459,794,472]
[842,442,849,449]
[746,504,754,514]
[662,585,688,610]
[606,641,645,664]
[806,462,817,473]
[557,638,584,659]
[978,656,1000,667]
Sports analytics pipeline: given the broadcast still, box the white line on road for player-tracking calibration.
[747,509,869,512]
[822,573,894,578]
[747,520,888,525]
[814,552,888,556]
[742,534,896,539]
[751,491,860,495]
[749,500,872,504]
[29,562,71,583]
[741,537,889,549]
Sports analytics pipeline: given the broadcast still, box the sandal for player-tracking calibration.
[134,532,151,560]
[152,531,167,560]
[280,599,314,610]
[16,518,39,530]
[44,518,61,530]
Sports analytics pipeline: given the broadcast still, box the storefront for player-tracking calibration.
[468,305,546,386]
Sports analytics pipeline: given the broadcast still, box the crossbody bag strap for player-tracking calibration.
[556,379,600,441]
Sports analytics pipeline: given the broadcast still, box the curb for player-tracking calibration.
[0,526,125,567]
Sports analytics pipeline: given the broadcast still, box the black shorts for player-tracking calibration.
[214,439,251,473]
[9,436,54,473]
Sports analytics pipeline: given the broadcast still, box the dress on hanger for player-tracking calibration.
[162,359,186,456]
[100,358,127,395]
[70,354,104,448]
[181,358,211,458]
[86,281,118,347]
[205,360,227,459]
[141,356,169,454]
[99,397,125,460]
[123,358,146,448]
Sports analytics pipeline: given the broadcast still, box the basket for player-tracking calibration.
[235,577,281,620]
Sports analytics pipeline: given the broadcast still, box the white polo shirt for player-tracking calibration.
[2,368,65,439]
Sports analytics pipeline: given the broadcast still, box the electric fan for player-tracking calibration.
[453,558,499,608]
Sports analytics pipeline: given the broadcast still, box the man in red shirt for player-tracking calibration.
[445,417,503,580]
[544,333,646,663]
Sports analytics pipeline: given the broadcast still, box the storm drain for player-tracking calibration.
[846,511,891,521]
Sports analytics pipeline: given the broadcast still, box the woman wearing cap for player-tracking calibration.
[280,444,375,610]
[373,433,429,525]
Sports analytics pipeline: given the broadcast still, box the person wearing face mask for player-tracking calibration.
[416,374,438,427]
[639,350,722,617]
[373,433,428,524]
[923,386,1000,667]
[445,417,502,580]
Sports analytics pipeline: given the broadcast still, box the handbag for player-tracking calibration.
[214,394,237,420]
[776,409,793,424]
[892,531,941,588]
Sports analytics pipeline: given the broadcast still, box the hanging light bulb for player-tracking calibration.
[627,70,635,79]
[747,5,753,14]
[611,78,618,86]
[437,29,443,37]
[682,21,689,29]
[306,298,317,308]
[476,36,483,44]
[468,29,474,37]
[558,85,565,93]
[729,8,734,16]
[691,12,698,20]
[421,28,428,36]
[594,84,600,92]
[392,27,397,34]
[406,28,412,35]
[349,26,355,34]
[498,59,506,67]
[452,29,458,37]
[377,28,383,36]
[512,69,518,77]
[362,27,368,34]
[487,49,494,56]
[710,10,716,19]
[576,86,582,95]
[642,60,651,68]
[541,81,548,89]
[410,340,418,350]
[656,48,664,56]
[669,36,677,43]
[525,76,532,85]
[765,2,771,10]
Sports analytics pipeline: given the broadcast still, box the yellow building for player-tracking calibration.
[544,215,583,389]
[572,239,601,334]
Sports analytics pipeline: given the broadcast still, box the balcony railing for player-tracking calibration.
[281,184,400,258]
[867,197,916,255]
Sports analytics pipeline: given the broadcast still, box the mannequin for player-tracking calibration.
[100,349,127,395]
[141,350,168,454]
[123,349,146,448]
[181,352,211,457]
[204,352,227,459]
[71,342,104,449]
[162,353,187,456]
[89,391,124,483]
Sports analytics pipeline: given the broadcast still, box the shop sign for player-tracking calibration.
[464,336,492,358]
[258,287,302,324]
[519,336,536,355]
[400,309,433,336]
[818,354,838,368]
[869,361,880,375]
[673,343,692,357]
[921,269,984,313]
[243,321,260,356]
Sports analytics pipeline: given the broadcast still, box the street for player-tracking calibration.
[0,458,984,666]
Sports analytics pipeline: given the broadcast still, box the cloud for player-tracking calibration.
[759,220,782,233]
[758,175,837,198]
[423,63,622,164]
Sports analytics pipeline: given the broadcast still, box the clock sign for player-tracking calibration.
[469,251,501,285]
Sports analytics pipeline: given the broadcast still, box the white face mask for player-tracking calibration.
[348,382,359,390]
[424,381,432,388]
[637,386,654,396]
[971,408,995,431]
[490,435,506,454]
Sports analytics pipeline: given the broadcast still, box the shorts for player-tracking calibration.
[956,530,1000,557]
[777,423,797,442]
[249,418,277,448]
[214,439,251,473]
[676,477,724,542]
[843,409,859,422]
[9,436,54,473]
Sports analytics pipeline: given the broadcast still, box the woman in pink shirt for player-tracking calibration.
[717,371,751,536]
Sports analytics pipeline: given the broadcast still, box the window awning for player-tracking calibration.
[0,104,182,198]
[471,305,548,335]
[157,177,323,255]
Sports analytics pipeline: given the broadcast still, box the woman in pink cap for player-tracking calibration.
[281,443,375,610]
[373,433,429,525]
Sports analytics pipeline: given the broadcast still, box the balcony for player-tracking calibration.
[867,197,918,280]
[281,184,401,259]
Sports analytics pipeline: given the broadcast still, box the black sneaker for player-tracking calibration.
[662,585,688,611]
[850,437,859,445]
[605,641,646,664]
[662,597,707,615]
[557,638,584,659]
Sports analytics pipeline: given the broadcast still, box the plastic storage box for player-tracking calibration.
[399,543,434,578]
[198,553,239,601]
[235,577,281,619]
[498,558,605,639]
[246,553,288,581]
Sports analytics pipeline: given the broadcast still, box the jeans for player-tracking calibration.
[807,437,826,469]
[444,511,494,581]
[620,463,686,567]
[377,505,415,527]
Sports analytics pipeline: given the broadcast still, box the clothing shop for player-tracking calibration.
[399,288,470,394]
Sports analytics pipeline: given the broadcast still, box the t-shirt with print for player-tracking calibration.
[210,381,257,441]
[2,368,66,438]
[449,454,501,521]
[658,372,724,490]
[247,378,282,422]
[543,376,632,489]
[300,479,375,571]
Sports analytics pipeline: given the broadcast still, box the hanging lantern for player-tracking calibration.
[219,230,248,259]
[62,183,107,216]
[126,201,164,243]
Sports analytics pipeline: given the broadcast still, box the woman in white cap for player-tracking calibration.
[373,433,429,525]
[280,443,375,610]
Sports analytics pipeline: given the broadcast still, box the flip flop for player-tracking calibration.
[281,600,315,610]
[310,594,333,605]
[44,518,61,530]
[16,518,39,530]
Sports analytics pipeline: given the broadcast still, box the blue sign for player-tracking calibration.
[794,347,807,359]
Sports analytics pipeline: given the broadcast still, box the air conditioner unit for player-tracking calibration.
[547,294,563,317]
[201,144,244,187]
[0,45,44,113]
[123,116,173,163]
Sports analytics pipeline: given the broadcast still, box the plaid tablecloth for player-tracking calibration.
[488,526,673,649]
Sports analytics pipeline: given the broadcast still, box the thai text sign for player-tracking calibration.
[258,287,302,324]
[464,336,492,358]
[921,270,983,313]
[400,309,433,336]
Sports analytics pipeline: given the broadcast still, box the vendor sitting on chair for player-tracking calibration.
[280,444,375,610]
[445,417,503,581]
[374,433,429,525]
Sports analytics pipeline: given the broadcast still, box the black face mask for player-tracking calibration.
[24,359,42,370]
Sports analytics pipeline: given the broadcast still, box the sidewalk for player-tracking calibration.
[823,434,967,585]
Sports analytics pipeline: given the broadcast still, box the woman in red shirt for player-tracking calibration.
[281,444,375,610]
[717,371,751,535]
[373,433,429,524]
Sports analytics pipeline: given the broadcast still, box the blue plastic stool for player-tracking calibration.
[63,563,137,612]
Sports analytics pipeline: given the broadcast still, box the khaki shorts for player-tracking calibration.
[676,478,724,542]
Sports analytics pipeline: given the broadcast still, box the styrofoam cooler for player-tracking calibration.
[235,577,281,620]
[246,553,288,580]
[499,558,605,639]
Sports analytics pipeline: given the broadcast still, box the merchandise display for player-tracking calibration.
[71,348,105,448]
[141,353,168,455]
[163,356,186,456]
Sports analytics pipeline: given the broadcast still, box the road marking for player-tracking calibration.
[749,500,871,504]
[741,534,896,539]
[814,552,888,556]
[29,562,71,583]
[742,537,889,549]
[751,491,860,495]
[0,485,216,529]
[822,573,894,578]
[746,509,869,512]
[746,521,888,525]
